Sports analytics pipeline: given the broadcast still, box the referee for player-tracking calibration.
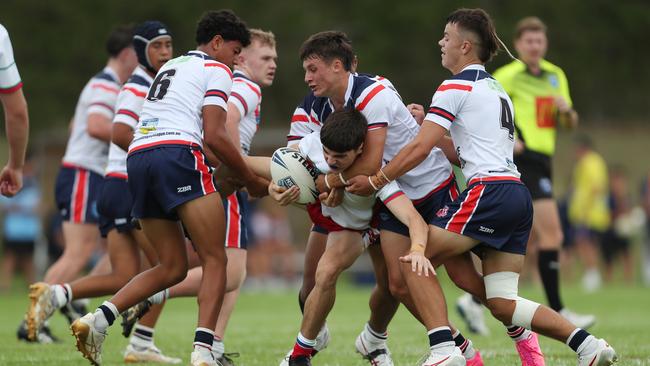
[493,16,594,329]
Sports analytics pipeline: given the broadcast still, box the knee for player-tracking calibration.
[486,298,515,324]
[387,276,409,302]
[315,263,343,290]
[160,261,188,287]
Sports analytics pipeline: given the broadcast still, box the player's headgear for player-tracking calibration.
[133,21,172,74]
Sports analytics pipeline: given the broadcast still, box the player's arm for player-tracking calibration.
[86,113,113,142]
[0,88,28,170]
[384,122,446,182]
[0,88,29,197]
[112,123,134,152]
[225,103,243,153]
[203,105,268,197]
[436,135,460,166]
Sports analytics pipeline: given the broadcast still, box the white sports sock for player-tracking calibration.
[148,289,169,305]
[51,284,72,308]
[212,337,225,358]
[362,323,388,346]
[130,323,155,349]
[576,335,598,356]
[93,309,109,332]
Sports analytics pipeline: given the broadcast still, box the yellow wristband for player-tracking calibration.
[410,243,426,254]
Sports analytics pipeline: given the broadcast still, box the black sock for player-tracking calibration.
[453,331,468,352]
[568,329,590,352]
[428,328,453,348]
[193,328,214,351]
[507,325,526,340]
[538,249,563,311]
[98,305,116,326]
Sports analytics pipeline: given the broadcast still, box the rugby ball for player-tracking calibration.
[270,147,320,204]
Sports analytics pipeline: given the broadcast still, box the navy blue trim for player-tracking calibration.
[233,70,253,82]
[126,74,151,88]
[185,51,215,61]
[93,71,118,83]
[449,69,494,82]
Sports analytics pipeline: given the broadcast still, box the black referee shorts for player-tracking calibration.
[515,150,554,200]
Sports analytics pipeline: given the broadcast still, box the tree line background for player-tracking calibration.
[1,0,648,135]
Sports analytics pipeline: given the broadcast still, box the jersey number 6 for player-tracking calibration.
[147,69,177,102]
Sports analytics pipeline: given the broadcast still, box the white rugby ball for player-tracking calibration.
[270,147,320,204]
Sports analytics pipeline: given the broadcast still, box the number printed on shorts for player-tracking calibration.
[499,97,514,140]
[147,69,176,102]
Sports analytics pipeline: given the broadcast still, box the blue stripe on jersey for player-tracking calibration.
[93,71,118,83]
[126,74,151,88]
[346,74,377,106]
[449,69,494,82]
[185,51,215,61]
[233,70,253,82]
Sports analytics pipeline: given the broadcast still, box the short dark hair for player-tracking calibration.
[320,109,367,152]
[299,31,354,71]
[196,10,250,47]
[106,24,134,57]
[446,8,500,63]
[515,17,547,40]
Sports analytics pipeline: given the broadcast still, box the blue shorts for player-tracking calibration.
[377,174,460,237]
[127,145,217,221]
[97,176,136,237]
[430,177,533,255]
[55,164,104,224]
[223,190,250,250]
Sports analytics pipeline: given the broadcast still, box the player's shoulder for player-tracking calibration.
[92,68,119,85]
[125,67,152,88]
[232,71,261,96]
[539,59,567,77]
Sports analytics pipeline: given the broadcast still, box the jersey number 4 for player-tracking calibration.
[147,69,176,102]
[499,97,514,140]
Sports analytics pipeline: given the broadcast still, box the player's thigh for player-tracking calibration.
[367,242,389,288]
[176,192,226,261]
[531,198,563,248]
[304,230,328,281]
[318,230,364,275]
[61,222,99,257]
[138,218,188,268]
[426,224,479,263]
[106,229,140,277]
[481,248,525,276]
[132,228,159,267]
[379,230,410,284]
[226,247,247,290]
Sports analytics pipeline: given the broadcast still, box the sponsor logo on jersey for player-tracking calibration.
[139,118,159,135]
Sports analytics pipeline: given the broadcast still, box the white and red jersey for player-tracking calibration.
[62,66,121,174]
[424,64,519,183]
[129,50,233,153]
[105,67,152,178]
[0,24,22,93]
[228,70,261,155]
[299,132,402,230]
[288,73,452,200]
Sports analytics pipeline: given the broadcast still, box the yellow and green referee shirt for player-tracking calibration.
[493,59,572,156]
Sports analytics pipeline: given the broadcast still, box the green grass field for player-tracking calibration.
[1,273,649,366]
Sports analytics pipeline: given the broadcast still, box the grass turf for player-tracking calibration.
[1,273,648,365]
